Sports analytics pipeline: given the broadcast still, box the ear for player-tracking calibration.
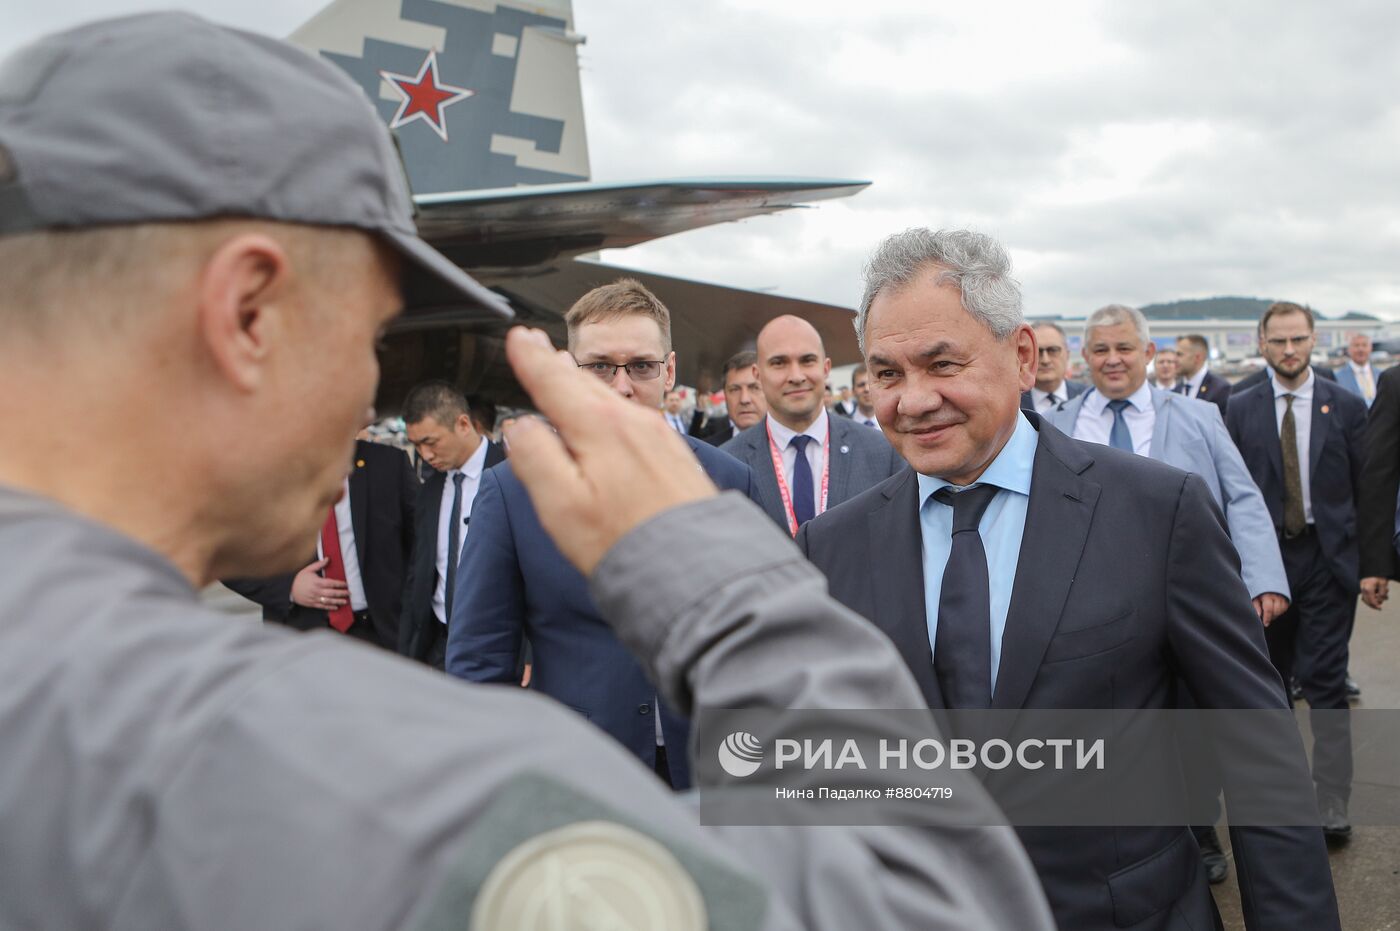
[822,357,833,381]
[195,233,293,393]
[1016,324,1037,391]
[1144,341,1157,363]
[663,351,677,391]
[455,412,476,437]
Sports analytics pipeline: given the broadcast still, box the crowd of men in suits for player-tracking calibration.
[223,233,1400,930]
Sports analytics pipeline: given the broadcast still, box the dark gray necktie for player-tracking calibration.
[1281,394,1306,537]
[1106,399,1134,452]
[932,484,1000,709]
[790,435,815,528]
[445,471,466,620]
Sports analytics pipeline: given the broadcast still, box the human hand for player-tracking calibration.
[1252,592,1289,627]
[1361,577,1389,610]
[502,327,716,574]
[290,558,349,609]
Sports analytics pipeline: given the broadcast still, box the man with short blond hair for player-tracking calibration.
[448,279,757,787]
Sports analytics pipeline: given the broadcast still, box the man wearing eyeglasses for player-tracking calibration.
[446,278,757,788]
[1226,301,1369,843]
[1019,322,1085,413]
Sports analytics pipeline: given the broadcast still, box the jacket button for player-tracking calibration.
[638,703,651,715]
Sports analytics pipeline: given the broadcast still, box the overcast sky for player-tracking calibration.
[4,0,1398,320]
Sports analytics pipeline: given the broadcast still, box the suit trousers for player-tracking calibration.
[1271,531,1354,801]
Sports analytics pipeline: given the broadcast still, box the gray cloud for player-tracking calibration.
[3,0,1397,319]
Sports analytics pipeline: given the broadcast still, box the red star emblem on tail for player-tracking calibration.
[380,50,474,142]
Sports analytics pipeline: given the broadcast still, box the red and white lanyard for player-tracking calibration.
[767,422,831,536]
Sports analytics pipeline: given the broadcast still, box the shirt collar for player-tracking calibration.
[766,407,828,449]
[1032,381,1065,404]
[1082,379,1153,416]
[455,439,491,481]
[1186,365,1208,391]
[1270,367,1314,400]
[916,410,1037,507]
[1349,360,1372,376]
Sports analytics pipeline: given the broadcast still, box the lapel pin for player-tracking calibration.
[840,445,850,454]
[356,459,366,468]
[1320,405,1330,415]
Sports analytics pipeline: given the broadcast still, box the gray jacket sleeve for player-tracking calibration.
[591,492,1054,931]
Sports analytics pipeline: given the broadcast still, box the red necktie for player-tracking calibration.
[319,508,355,633]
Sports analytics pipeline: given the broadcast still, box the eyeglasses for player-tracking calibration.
[577,360,666,381]
[1037,346,1064,357]
[1263,336,1313,349]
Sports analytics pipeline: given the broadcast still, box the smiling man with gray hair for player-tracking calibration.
[798,228,1338,931]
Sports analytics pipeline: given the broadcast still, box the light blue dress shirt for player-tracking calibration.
[916,411,1037,691]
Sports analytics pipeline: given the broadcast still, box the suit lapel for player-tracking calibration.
[827,417,852,504]
[349,452,368,572]
[870,470,944,708]
[1254,383,1285,487]
[1148,389,1171,460]
[744,428,784,517]
[993,429,1101,710]
[1308,384,1331,478]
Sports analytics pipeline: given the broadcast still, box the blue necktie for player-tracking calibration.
[790,434,815,528]
[1106,399,1134,452]
[932,484,999,709]
[445,471,466,621]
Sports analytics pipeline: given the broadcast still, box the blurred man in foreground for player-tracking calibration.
[0,14,1052,929]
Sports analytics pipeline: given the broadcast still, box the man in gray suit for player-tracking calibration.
[1047,303,1292,884]
[722,315,903,533]
[798,228,1337,931]
[1048,304,1290,622]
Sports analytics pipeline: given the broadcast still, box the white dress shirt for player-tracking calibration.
[316,478,367,612]
[765,409,828,518]
[1182,366,1208,398]
[665,412,688,435]
[855,409,879,428]
[433,440,490,623]
[1073,381,1155,456]
[1030,384,1069,412]
[1271,368,1315,524]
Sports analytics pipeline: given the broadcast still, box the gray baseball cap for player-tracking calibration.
[0,11,512,321]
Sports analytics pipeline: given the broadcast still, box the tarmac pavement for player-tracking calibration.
[1213,597,1400,930]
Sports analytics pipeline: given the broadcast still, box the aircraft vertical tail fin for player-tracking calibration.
[291,0,591,195]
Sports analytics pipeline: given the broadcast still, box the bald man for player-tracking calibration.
[721,315,904,533]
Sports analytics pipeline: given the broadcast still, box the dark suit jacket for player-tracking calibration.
[797,415,1337,931]
[445,437,758,788]
[1359,364,1400,579]
[1234,364,1335,394]
[720,415,904,530]
[701,420,735,447]
[399,440,507,662]
[224,440,417,651]
[1226,380,1366,595]
[1180,369,1232,416]
[1019,378,1085,412]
